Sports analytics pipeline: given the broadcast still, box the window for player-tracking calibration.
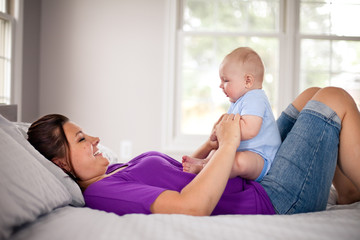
[163,0,360,152]
[0,0,13,104]
[298,0,360,108]
[180,0,281,135]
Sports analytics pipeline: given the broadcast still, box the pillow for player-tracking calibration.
[0,115,84,207]
[13,121,30,139]
[0,129,72,239]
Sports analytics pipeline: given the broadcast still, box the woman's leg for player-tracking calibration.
[292,87,321,111]
[311,87,360,197]
[333,166,360,204]
[262,87,343,214]
[287,87,360,204]
[276,87,321,142]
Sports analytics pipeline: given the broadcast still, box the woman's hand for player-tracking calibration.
[215,114,241,149]
[151,114,242,216]
[208,114,225,149]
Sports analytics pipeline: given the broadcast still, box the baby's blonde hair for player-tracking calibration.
[227,47,265,85]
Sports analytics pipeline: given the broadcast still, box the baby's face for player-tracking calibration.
[219,58,248,103]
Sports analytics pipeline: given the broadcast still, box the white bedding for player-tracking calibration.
[1,111,360,240]
[10,202,360,240]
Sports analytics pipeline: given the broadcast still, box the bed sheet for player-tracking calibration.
[10,201,360,240]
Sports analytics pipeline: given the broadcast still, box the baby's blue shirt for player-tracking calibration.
[228,89,281,174]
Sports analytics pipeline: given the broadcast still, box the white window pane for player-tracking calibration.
[332,41,360,73]
[0,58,10,104]
[331,41,360,109]
[0,0,5,13]
[184,0,280,32]
[300,39,360,109]
[181,36,279,135]
[0,9,12,104]
[300,1,360,36]
[0,19,5,56]
[300,39,331,74]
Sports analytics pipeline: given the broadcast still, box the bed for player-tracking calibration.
[1,110,359,240]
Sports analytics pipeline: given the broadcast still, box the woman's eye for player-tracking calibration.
[79,137,85,142]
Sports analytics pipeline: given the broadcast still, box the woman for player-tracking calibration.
[27,87,360,216]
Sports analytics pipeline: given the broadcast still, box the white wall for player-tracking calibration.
[39,0,168,160]
[22,0,40,122]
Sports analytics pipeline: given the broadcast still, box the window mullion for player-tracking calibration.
[278,0,299,113]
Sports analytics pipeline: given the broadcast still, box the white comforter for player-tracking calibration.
[11,201,360,240]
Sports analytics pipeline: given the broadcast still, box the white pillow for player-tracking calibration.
[0,129,72,239]
[0,115,84,207]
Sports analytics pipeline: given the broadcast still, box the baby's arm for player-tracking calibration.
[239,115,262,140]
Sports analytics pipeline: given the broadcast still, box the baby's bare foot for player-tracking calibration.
[182,155,206,174]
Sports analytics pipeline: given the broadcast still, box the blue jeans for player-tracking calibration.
[260,100,341,214]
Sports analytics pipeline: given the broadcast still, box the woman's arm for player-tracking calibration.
[150,114,241,216]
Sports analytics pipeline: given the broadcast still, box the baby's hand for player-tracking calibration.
[208,134,218,149]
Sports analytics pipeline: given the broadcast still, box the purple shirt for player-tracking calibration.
[83,151,275,216]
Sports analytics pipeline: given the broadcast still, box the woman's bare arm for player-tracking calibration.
[150,114,241,216]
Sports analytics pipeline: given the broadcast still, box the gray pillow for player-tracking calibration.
[0,129,72,239]
[0,115,84,207]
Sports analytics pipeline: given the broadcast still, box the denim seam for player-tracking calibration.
[301,109,341,130]
[282,112,297,125]
[287,120,326,214]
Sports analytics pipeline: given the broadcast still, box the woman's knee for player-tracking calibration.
[293,87,322,111]
[311,87,354,120]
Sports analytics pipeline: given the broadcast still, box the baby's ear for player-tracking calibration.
[244,73,255,88]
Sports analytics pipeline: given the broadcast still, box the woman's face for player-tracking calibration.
[62,121,109,181]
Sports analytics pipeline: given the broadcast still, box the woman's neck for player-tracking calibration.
[77,165,128,191]
[77,175,105,191]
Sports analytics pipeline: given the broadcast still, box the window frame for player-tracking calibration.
[296,0,360,106]
[0,0,23,119]
[0,2,14,104]
[163,0,295,153]
[162,0,360,154]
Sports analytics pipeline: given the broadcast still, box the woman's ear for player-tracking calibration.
[52,157,71,172]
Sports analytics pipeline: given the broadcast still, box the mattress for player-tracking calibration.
[10,201,360,240]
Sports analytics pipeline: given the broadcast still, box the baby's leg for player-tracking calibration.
[182,155,209,174]
[311,87,360,200]
[231,151,264,179]
[182,150,216,174]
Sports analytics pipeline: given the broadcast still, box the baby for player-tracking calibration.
[182,47,281,182]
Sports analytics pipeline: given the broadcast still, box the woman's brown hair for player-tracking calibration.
[27,114,78,180]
